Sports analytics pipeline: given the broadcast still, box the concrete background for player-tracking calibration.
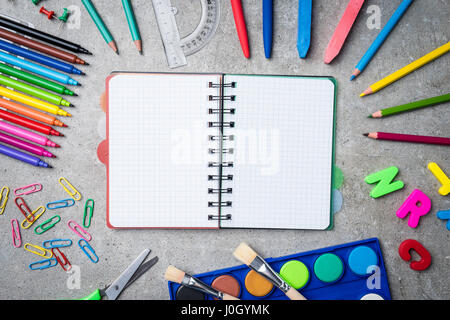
[0,0,449,300]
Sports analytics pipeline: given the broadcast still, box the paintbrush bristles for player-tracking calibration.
[233,242,258,265]
[164,265,186,284]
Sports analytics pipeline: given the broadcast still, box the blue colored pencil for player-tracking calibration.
[297,0,312,59]
[351,0,414,80]
[0,40,84,76]
[0,51,80,86]
[263,0,273,59]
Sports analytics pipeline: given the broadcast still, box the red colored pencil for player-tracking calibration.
[364,132,450,146]
[231,0,250,59]
[0,109,63,136]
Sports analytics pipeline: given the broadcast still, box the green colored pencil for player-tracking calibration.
[0,75,73,107]
[369,93,450,118]
[0,63,76,96]
[122,0,142,53]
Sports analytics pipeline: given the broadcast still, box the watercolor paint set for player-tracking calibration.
[168,238,391,300]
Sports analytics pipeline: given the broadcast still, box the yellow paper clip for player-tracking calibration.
[428,162,450,196]
[0,186,10,215]
[58,177,82,201]
[24,243,53,259]
[21,206,46,230]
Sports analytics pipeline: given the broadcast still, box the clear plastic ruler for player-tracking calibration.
[152,0,220,68]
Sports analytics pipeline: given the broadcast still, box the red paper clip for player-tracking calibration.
[11,219,21,248]
[15,197,34,222]
[52,247,72,271]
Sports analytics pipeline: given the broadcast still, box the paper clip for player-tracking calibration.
[46,198,75,210]
[0,186,10,215]
[11,219,21,248]
[42,238,73,249]
[24,243,53,258]
[15,197,34,222]
[83,199,94,228]
[34,215,61,235]
[29,257,58,270]
[52,247,72,271]
[14,183,43,196]
[67,220,92,241]
[21,206,45,229]
[58,177,82,201]
[78,239,98,263]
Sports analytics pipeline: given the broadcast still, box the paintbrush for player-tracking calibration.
[233,243,307,300]
[165,265,240,300]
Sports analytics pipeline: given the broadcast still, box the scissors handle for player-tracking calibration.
[80,289,102,300]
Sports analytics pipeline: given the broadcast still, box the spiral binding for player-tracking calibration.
[208,80,236,221]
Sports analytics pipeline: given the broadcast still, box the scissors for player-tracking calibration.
[79,248,158,300]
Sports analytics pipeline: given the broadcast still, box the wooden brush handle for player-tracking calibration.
[223,293,240,300]
[285,287,307,300]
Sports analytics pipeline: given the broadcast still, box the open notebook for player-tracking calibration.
[105,73,336,229]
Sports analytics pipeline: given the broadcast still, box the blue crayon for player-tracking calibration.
[0,51,79,86]
[263,0,273,59]
[297,0,312,59]
[0,39,84,75]
[351,0,414,80]
[0,143,51,168]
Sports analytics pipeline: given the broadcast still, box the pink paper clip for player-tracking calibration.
[11,219,21,248]
[67,220,92,241]
[15,197,34,222]
[14,183,43,196]
[51,247,72,271]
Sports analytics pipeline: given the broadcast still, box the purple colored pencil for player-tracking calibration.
[0,143,52,168]
[0,132,55,158]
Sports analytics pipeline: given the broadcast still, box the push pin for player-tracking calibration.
[31,0,42,5]
[58,8,70,23]
[39,6,56,20]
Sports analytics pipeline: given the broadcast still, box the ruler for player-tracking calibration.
[152,0,220,68]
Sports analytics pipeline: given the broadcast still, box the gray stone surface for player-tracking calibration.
[0,0,448,300]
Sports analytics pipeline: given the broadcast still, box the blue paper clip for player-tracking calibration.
[42,238,73,249]
[46,198,75,210]
[78,239,99,263]
[29,257,58,270]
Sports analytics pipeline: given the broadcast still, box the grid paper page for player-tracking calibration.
[108,73,222,228]
[221,75,335,230]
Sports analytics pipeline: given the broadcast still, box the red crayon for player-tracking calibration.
[0,109,63,136]
[231,0,250,58]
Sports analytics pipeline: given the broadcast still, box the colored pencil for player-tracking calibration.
[0,40,85,75]
[0,98,67,128]
[263,0,273,59]
[0,109,63,136]
[122,0,141,53]
[364,132,450,146]
[0,16,91,55]
[360,42,450,96]
[0,121,59,148]
[297,0,312,59]
[231,0,250,59]
[0,63,76,96]
[0,143,52,168]
[369,93,450,118]
[0,86,71,117]
[324,0,365,64]
[351,0,414,80]
[0,51,80,86]
[0,75,73,107]
[0,132,55,158]
[0,27,88,65]
[82,0,118,54]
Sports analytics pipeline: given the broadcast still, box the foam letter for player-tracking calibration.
[428,162,450,196]
[396,189,431,228]
[365,166,404,198]
[398,239,431,271]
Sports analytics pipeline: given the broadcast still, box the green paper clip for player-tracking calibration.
[58,8,70,22]
[83,199,94,228]
[34,215,61,235]
[365,166,404,198]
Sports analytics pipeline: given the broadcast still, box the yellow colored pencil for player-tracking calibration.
[361,42,450,97]
[0,86,71,117]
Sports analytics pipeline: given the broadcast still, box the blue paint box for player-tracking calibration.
[168,238,391,300]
